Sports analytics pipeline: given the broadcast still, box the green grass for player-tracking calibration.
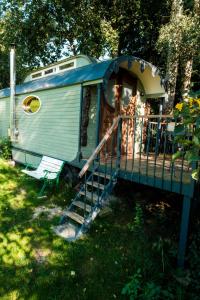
[0,159,198,299]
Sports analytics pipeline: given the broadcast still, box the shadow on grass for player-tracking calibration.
[0,159,189,300]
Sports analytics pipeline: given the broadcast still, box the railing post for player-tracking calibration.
[77,84,84,161]
[116,117,122,170]
[177,195,191,268]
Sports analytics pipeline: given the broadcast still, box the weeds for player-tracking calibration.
[0,138,12,160]
[0,159,199,299]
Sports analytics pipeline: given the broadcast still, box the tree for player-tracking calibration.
[157,0,200,112]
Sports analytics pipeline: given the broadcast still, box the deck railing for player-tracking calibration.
[80,114,195,197]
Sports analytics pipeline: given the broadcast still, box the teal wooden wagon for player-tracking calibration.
[0,54,197,266]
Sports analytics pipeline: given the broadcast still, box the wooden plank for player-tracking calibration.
[87,181,105,190]
[64,211,84,224]
[80,190,99,201]
[79,116,120,178]
[121,114,173,119]
[42,156,64,167]
[73,200,92,212]
[93,172,111,179]
[14,85,81,164]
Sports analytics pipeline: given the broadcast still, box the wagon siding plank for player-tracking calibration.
[0,98,10,138]
[12,85,81,163]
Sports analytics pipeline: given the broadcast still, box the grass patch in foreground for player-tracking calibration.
[0,159,199,299]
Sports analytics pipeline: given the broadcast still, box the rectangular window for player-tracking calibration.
[44,68,54,75]
[32,72,42,79]
[59,62,74,71]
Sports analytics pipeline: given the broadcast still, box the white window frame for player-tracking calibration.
[22,95,41,115]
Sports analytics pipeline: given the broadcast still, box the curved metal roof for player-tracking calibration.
[0,56,166,98]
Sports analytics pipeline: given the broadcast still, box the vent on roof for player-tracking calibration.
[32,72,42,79]
[59,62,74,71]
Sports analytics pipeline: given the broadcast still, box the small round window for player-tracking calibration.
[22,95,41,114]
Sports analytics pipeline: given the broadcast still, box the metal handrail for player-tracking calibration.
[79,116,121,178]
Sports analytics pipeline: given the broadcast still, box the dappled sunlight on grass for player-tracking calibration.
[0,231,33,266]
[0,158,189,299]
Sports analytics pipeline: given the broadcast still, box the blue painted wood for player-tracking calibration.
[96,83,102,147]
[131,116,137,172]
[153,117,160,185]
[145,120,151,178]
[116,118,122,170]
[78,84,84,161]
[119,169,193,197]
[138,117,144,183]
[177,195,191,268]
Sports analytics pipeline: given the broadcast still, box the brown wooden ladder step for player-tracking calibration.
[80,190,100,202]
[87,181,105,190]
[93,172,111,179]
[73,200,92,212]
[64,211,84,225]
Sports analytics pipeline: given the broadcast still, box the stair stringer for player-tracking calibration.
[76,169,119,238]
[56,169,118,241]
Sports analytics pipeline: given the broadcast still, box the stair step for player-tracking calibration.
[87,181,105,190]
[93,172,111,179]
[73,200,93,212]
[64,211,84,225]
[80,190,101,202]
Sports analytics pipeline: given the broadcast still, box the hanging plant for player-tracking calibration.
[173,97,200,180]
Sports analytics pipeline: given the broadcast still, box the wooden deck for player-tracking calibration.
[84,152,193,196]
[80,115,195,197]
[119,154,191,184]
[81,154,193,197]
[82,153,191,184]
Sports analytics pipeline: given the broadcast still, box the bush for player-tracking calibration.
[187,230,200,300]
[173,97,200,180]
[0,138,12,160]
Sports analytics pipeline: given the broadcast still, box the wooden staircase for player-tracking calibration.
[54,117,121,241]
[54,169,118,241]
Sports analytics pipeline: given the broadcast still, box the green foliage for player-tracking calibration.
[187,230,200,300]
[121,267,181,300]
[122,268,143,299]
[157,14,198,62]
[1,159,199,299]
[0,0,172,88]
[157,0,200,103]
[173,97,200,180]
[127,203,144,234]
[0,137,12,160]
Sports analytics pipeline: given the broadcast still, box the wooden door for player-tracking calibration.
[100,70,137,157]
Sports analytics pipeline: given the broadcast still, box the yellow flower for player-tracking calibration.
[175,103,183,111]
[195,99,200,107]
[189,98,194,107]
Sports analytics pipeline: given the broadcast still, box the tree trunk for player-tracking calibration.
[163,0,183,113]
[181,59,193,97]
[164,51,179,113]
[181,0,199,98]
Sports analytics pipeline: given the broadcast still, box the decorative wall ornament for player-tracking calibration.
[140,61,146,73]
[81,87,91,146]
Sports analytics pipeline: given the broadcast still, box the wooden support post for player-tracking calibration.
[96,83,102,147]
[78,84,84,161]
[177,195,191,268]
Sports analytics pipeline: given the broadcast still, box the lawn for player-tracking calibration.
[0,158,199,300]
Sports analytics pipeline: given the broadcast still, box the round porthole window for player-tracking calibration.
[22,95,41,114]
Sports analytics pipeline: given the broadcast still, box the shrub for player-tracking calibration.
[0,137,12,160]
[173,97,200,180]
